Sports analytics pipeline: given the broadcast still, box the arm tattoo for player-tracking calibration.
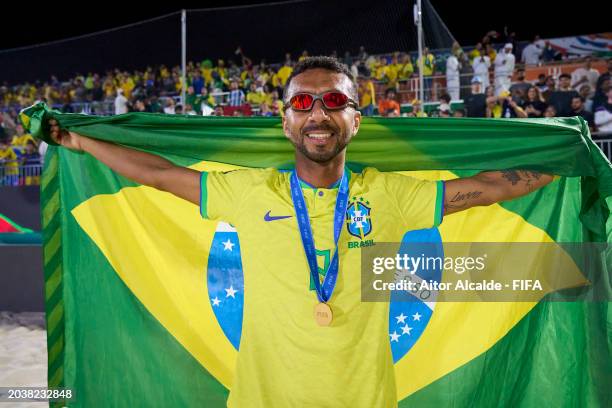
[501,170,542,192]
[444,191,483,212]
[501,170,521,185]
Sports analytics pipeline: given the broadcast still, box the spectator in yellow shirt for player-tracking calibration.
[417,47,435,77]
[276,64,293,87]
[398,53,414,80]
[201,60,214,86]
[383,55,401,87]
[407,98,428,117]
[417,47,436,101]
[10,124,36,151]
[0,138,19,184]
[246,83,266,106]
[374,56,388,81]
[358,76,376,116]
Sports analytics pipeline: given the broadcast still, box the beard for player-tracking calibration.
[289,122,351,164]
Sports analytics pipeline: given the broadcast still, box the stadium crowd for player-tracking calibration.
[1,32,612,185]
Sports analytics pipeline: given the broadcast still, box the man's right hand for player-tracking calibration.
[49,119,83,151]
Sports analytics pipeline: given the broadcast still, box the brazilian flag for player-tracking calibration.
[21,103,611,407]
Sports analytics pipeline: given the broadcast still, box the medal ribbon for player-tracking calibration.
[290,170,349,303]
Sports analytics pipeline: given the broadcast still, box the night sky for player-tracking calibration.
[1,1,607,51]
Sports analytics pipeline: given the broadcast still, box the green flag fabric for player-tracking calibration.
[21,102,611,407]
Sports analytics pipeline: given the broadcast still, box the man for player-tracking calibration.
[0,138,19,186]
[10,124,37,152]
[407,99,428,118]
[494,43,515,96]
[228,79,245,107]
[571,57,600,97]
[417,47,436,100]
[397,53,414,81]
[570,96,595,131]
[464,77,487,118]
[499,91,527,118]
[509,68,531,99]
[246,82,266,107]
[378,88,401,117]
[472,52,491,89]
[49,56,552,408]
[358,75,376,116]
[521,37,542,66]
[445,51,460,101]
[114,88,128,115]
[594,87,612,133]
[548,74,579,117]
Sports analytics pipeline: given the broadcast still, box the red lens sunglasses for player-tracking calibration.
[284,91,357,112]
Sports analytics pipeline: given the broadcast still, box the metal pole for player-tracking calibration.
[181,9,187,108]
[416,0,424,104]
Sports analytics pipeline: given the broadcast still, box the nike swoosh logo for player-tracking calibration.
[264,211,293,222]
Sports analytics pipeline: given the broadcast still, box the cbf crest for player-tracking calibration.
[346,196,373,239]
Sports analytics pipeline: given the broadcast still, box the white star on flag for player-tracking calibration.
[212,297,221,306]
[223,239,235,251]
[225,286,238,298]
[395,313,407,324]
[389,331,400,342]
[412,312,422,321]
[401,325,412,335]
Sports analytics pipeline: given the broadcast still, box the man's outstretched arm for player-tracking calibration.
[443,170,553,215]
[49,119,200,205]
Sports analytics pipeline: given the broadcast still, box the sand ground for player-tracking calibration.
[0,312,48,407]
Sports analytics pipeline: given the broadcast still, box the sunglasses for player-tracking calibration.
[285,91,357,112]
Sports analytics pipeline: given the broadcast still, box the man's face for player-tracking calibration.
[560,77,570,88]
[282,68,361,164]
[571,97,582,111]
[517,70,525,81]
[579,85,591,98]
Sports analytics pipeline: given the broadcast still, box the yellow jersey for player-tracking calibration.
[11,134,36,148]
[417,54,435,76]
[246,91,266,106]
[0,147,19,175]
[276,65,293,87]
[200,167,443,408]
[359,81,376,107]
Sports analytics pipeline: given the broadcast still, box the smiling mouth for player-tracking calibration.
[304,132,334,145]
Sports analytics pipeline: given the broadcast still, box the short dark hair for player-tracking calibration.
[385,88,396,97]
[440,93,451,103]
[559,73,571,80]
[572,95,585,103]
[284,56,357,101]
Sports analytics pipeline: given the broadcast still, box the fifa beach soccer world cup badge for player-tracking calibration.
[346,196,372,240]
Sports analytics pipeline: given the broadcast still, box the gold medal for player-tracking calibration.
[314,302,333,326]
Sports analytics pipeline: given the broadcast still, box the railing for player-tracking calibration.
[0,161,42,186]
[593,135,612,161]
